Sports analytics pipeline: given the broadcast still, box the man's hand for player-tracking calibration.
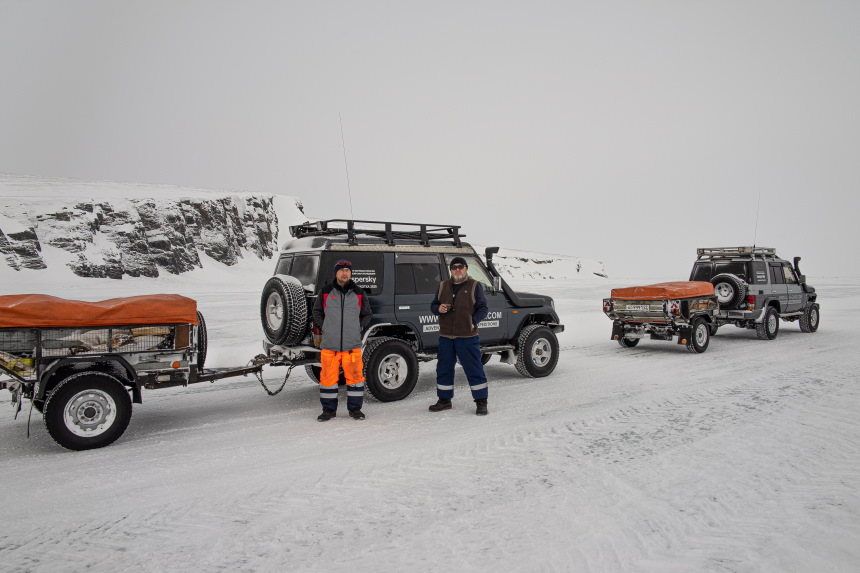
[439,304,451,314]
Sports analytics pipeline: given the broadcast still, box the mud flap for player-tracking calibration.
[611,321,624,340]
[677,326,692,345]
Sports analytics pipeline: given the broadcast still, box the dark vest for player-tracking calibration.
[437,278,478,338]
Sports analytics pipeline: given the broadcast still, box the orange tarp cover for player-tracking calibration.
[610,281,715,301]
[0,294,198,328]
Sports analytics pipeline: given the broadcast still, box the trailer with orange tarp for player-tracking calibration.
[0,294,282,451]
[602,282,718,353]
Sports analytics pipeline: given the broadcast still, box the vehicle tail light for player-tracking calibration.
[747,295,756,311]
[669,300,680,315]
[603,300,612,312]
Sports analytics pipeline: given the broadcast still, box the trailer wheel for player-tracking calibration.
[617,337,640,348]
[363,338,419,402]
[515,325,559,378]
[711,274,747,310]
[261,275,308,345]
[685,318,710,353]
[756,306,780,340]
[43,371,132,451]
[799,302,820,333]
[196,311,208,370]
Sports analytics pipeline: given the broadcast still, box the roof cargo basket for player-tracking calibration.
[290,219,464,247]
[696,246,776,257]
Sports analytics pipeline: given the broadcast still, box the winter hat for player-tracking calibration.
[449,257,468,269]
[333,259,353,274]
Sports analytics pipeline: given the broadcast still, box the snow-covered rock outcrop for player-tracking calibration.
[0,173,306,279]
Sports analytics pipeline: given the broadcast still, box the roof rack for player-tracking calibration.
[696,246,777,257]
[289,219,464,247]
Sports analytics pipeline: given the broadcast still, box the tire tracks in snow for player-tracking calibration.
[4,351,855,572]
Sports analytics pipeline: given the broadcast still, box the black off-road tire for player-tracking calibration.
[617,336,640,348]
[799,302,820,333]
[196,311,208,371]
[686,318,710,354]
[515,325,560,378]
[363,338,419,402]
[756,306,780,340]
[261,275,308,345]
[711,274,748,310]
[43,371,132,451]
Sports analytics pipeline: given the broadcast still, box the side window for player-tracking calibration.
[290,255,320,290]
[395,254,442,295]
[751,262,768,284]
[321,252,384,295]
[769,264,785,285]
[446,255,493,289]
[782,265,798,284]
[274,255,293,275]
[690,263,712,282]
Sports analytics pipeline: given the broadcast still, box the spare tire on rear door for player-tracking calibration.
[710,273,748,310]
[261,275,309,345]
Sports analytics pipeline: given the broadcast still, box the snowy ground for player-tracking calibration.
[1,275,859,572]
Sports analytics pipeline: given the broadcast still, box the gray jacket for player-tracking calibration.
[312,280,373,351]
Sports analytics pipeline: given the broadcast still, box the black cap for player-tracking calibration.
[333,259,353,274]
[449,257,468,268]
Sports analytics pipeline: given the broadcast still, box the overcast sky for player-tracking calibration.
[1,1,858,278]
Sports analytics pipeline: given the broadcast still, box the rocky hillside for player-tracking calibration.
[0,173,305,279]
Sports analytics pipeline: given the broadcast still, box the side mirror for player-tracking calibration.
[492,275,502,292]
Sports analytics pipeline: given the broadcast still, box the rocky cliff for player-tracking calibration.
[0,174,303,279]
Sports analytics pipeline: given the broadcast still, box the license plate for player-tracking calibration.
[626,304,651,311]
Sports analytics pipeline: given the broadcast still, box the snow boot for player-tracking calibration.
[349,410,366,420]
[475,399,488,416]
[429,399,452,412]
[317,410,337,422]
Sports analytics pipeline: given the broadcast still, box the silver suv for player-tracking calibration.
[689,247,819,340]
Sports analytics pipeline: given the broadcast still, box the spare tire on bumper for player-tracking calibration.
[261,275,309,345]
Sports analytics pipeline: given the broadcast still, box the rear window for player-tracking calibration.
[290,255,320,290]
[713,262,749,282]
[751,261,768,284]
[690,263,712,282]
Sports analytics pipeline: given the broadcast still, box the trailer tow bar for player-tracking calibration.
[251,354,295,396]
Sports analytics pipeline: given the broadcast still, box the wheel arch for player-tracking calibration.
[38,356,137,403]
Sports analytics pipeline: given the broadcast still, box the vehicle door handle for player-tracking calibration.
[399,306,410,310]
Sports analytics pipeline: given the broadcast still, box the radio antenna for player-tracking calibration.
[339,113,355,219]
[752,191,761,247]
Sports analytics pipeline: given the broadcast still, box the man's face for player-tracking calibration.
[336,267,352,285]
[450,263,467,283]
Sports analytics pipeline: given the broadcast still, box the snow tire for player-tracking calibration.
[799,302,820,333]
[685,317,710,354]
[363,337,419,402]
[756,306,780,340]
[711,273,748,310]
[44,371,132,451]
[515,324,559,378]
[196,311,208,371]
[261,275,308,345]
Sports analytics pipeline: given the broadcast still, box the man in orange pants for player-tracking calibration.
[311,260,373,421]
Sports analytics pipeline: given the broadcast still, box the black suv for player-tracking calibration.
[689,247,820,340]
[259,220,564,401]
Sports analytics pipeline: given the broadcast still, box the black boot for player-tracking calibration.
[317,409,337,422]
[349,410,366,420]
[475,399,488,416]
[429,399,452,412]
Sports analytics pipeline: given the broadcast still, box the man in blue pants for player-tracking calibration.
[429,257,490,415]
